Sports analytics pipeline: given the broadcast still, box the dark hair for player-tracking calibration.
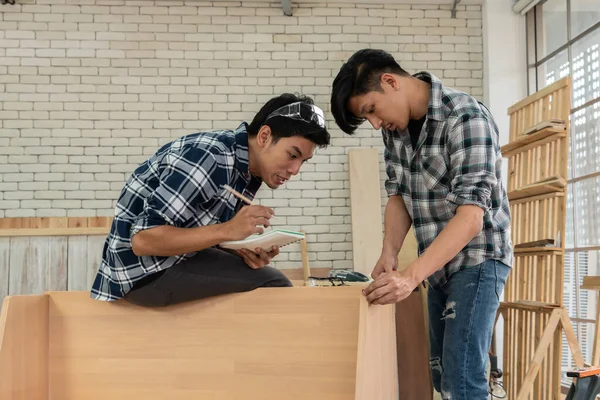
[331,49,410,134]
[248,93,330,148]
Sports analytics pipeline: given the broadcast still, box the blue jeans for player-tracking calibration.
[428,259,510,399]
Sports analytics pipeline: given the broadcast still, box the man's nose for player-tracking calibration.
[288,161,302,176]
[367,116,382,130]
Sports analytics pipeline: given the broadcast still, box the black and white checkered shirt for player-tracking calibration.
[383,72,513,287]
[91,123,262,301]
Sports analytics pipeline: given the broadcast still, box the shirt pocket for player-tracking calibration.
[421,154,450,193]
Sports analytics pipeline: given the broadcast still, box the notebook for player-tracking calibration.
[219,229,305,252]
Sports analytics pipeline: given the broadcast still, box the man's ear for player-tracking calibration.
[256,125,272,148]
[381,73,400,90]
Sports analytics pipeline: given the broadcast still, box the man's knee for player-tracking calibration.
[262,267,293,287]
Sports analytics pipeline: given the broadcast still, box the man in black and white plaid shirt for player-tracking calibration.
[331,49,513,399]
[91,93,330,306]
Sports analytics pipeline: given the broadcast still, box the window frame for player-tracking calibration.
[525,0,600,382]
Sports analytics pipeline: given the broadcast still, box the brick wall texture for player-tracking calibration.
[0,0,484,270]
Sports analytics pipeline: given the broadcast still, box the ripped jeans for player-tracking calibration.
[428,259,510,399]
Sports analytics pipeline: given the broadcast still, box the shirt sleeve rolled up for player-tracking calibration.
[445,112,499,213]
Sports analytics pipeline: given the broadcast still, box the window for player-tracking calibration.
[526,0,600,385]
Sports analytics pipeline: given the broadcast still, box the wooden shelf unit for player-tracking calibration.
[498,77,584,400]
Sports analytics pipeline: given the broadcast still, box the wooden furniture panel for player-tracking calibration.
[0,287,399,400]
[509,192,564,248]
[507,79,571,143]
[0,294,48,400]
[348,148,384,276]
[505,253,563,306]
[507,139,566,191]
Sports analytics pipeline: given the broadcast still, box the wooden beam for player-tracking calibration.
[507,177,566,201]
[500,127,566,156]
[559,309,584,367]
[516,308,562,400]
[500,300,559,313]
[0,217,113,237]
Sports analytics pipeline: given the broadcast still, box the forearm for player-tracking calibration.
[382,195,412,256]
[407,205,483,282]
[131,224,231,257]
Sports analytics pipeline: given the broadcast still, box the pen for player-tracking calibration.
[223,184,278,220]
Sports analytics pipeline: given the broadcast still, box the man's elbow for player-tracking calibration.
[131,232,151,257]
[458,205,484,237]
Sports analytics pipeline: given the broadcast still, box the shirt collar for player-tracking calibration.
[413,71,446,122]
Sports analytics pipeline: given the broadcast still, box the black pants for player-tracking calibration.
[123,247,293,307]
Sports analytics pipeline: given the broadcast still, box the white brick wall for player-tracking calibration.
[0,0,484,270]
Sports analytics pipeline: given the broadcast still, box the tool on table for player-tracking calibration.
[307,270,371,287]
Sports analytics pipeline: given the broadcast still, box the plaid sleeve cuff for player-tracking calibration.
[385,178,401,196]
[446,172,496,212]
[130,208,175,236]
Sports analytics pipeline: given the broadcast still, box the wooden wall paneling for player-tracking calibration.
[86,236,105,289]
[8,237,34,295]
[48,237,68,292]
[7,237,68,298]
[67,236,103,292]
[0,239,9,311]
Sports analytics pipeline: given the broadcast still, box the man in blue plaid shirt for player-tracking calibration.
[91,93,330,307]
[331,49,513,399]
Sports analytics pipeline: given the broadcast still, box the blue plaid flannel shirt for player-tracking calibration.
[91,123,262,301]
[383,72,514,288]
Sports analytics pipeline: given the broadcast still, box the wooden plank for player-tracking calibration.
[299,235,310,283]
[68,217,88,228]
[514,247,562,255]
[581,276,600,290]
[559,309,584,367]
[514,239,555,249]
[522,119,565,135]
[509,191,563,206]
[348,148,383,276]
[500,300,559,313]
[0,227,110,237]
[507,177,566,201]
[355,293,397,400]
[507,77,570,115]
[0,294,49,400]
[0,217,114,236]
[394,290,431,399]
[397,227,418,272]
[500,128,566,157]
